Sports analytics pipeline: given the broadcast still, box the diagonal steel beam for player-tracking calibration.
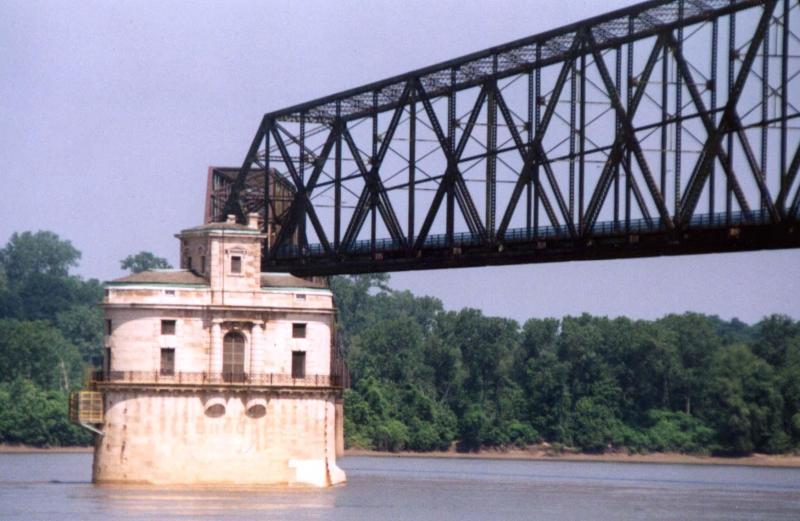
[268,126,335,256]
[664,32,759,223]
[339,126,403,249]
[620,155,653,225]
[374,82,412,167]
[493,84,564,236]
[416,79,486,238]
[369,85,410,242]
[224,116,269,220]
[496,35,582,239]
[412,79,488,249]
[494,88,564,235]
[678,0,776,224]
[586,30,672,233]
[452,88,489,239]
[730,113,779,221]
[777,141,800,217]
[583,34,666,234]
[583,36,664,234]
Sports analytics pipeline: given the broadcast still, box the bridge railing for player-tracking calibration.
[92,370,345,388]
[275,209,775,258]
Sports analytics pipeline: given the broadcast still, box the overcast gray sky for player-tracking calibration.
[1,0,798,324]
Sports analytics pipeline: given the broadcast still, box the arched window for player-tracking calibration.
[223,332,245,382]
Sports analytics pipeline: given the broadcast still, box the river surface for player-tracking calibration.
[1,453,799,520]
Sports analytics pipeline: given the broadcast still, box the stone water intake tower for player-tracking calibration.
[71,213,346,486]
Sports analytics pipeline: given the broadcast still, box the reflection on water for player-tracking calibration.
[1,453,799,520]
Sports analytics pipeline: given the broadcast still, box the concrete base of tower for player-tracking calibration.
[91,389,346,487]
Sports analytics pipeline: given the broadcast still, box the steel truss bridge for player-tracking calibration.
[213,0,800,275]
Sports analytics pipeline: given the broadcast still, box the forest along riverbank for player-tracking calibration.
[344,448,800,468]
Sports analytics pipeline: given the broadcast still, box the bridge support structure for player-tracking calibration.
[215,0,800,275]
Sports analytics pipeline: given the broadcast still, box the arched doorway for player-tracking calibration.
[223,332,245,382]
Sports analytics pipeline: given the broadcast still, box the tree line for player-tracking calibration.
[0,231,171,447]
[0,231,101,446]
[0,229,798,455]
[334,274,800,455]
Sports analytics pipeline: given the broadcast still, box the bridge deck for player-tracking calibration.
[267,210,799,275]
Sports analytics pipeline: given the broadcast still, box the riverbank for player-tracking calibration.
[344,446,800,468]
[4,444,799,468]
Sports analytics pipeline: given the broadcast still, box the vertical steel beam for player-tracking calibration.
[675,0,684,218]
[487,60,498,241]
[626,16,634,230]
[780,0,789,215]
[569,56,577,223]
[299,114,306,247]
[726,6,736,222]
[660,44,668,205]
[534,44,542,238]
[447,69,457,245]
[334,102,342,250]
[264,121,271,254]
[526,69,533,238]
[371,91,379,252]
[616,46,622,229]
[409,90,416,247]
[710,18,718,216]
[579,51,586,234]
[761,15,770,212]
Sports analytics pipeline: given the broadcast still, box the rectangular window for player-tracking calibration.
[160,348,175,376]
[295,293,307,300]
[105,319,112,335]
[161,320,176,335]
[105,347,112,374]
[164,289,175,296]
[292,323,307,338]
[201,256,206,273]
[292,351,306,379]
[187,256,193,270]
[231,255,242,274]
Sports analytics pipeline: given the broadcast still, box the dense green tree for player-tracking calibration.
[0,379,90,446]
[643,410,714,453]
[0,319,83,391]
[458,404,490,451]
[330,274,391,338]
[0,231,102,322]
[524,350,573,442]
[0,231,103,447]
[13,274,99,321]
[706,344,787,454]
[399,385,456,451]
[0,231,80,281]
[332,274,798,455]
[120,251,172,273]
[658,313,721,416]
[752,315,800,367]
[348,316,429,385]
[55,304,104,365]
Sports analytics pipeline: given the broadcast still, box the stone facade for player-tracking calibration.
[92,214,346,486]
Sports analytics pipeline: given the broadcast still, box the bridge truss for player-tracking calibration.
[218,0,800,275]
